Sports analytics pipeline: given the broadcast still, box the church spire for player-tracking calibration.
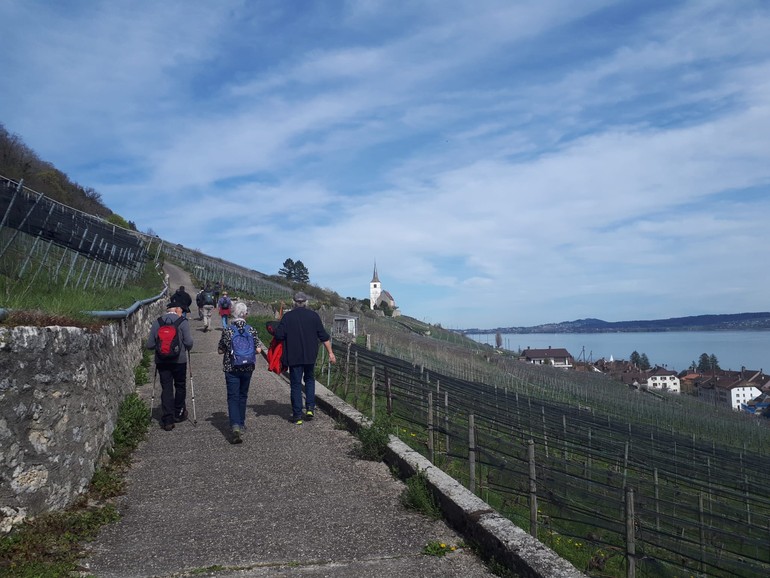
[371,261,380,283]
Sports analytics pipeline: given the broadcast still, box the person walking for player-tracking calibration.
[218,301,264,443]
[218,290,232,329]
[195,288,205,320]
[273,292,336,424]
[173,285,193,320]
[146,296,194,431]
[201,285,216,332]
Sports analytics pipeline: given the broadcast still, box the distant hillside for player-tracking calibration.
[462,312,770,334]
[0,123,130,226]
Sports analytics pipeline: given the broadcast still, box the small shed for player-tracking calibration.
[333,314,359,337]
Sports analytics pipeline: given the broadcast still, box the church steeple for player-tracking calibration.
[369,261,382,309]
[371,262,380,283]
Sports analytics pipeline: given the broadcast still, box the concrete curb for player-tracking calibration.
[312,380,586,578]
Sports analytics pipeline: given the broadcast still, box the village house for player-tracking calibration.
[592,359,680,393]
[519,346,574,369]
[693,368,770,411]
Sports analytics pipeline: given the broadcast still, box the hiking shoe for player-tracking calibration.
[231,426,242,444]
[162,423,174,431]
[290,415,303,425]
[304,410,314,421]
[174,408,188,423]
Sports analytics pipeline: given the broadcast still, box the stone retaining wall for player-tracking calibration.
[0,300,165,532]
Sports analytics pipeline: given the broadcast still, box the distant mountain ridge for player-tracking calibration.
[462,312,770,334]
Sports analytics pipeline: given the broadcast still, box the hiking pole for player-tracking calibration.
[150,366,158,419]
[187,350,198,426]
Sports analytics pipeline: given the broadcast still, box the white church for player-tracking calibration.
[369,263,400,316]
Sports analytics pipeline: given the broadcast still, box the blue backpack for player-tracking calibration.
[231,324,256,366]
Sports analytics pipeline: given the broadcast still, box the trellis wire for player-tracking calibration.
[328,339,770,577]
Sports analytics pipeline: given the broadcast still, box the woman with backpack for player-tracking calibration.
[218,291,232,329]
[217,301,264,444]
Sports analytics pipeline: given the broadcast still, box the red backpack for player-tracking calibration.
[156,316,184,360]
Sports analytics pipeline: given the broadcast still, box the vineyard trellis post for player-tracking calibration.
[371,365,376,419]
[353,351,359,408]
[469,413,476,494]
[528,439,537,537]
[444,391,450,457]
[626,487,636,578]
[344,341,351,396]
[427,392,434,464]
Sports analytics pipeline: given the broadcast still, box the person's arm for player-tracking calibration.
[145,320,159,350]
[322,339,336,364]
[181,319,194,351]
[252,328,264,355]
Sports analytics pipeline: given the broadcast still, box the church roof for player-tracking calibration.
[371,262,380,283]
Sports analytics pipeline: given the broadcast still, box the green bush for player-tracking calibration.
[109,393,150,466]
[354,415,392,461]
[400,469,441,519]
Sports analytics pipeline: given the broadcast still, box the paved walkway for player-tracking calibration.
[84,263,495,577]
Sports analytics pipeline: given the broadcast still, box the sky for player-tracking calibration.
[2,1,770,330]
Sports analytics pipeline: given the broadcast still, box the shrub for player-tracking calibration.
[400,469,441,519]
[354,415,392,461]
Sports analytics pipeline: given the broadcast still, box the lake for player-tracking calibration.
[466,331,770,373]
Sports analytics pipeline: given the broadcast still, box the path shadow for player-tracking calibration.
[251,398,291,419]
[205,411,232,441]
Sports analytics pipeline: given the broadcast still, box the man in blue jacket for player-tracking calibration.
[274,292,336,424]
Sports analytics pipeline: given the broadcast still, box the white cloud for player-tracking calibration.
[1,0,769,330]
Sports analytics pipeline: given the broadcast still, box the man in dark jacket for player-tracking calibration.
[146,296,194,430]
[173,285,193,319]
[274,292,336,424]
[195,288,205,320]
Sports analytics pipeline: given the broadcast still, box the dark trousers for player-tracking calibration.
[157,362,187,425]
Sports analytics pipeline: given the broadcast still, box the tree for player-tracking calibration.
[697,353,720,373]
[630,351,641,367]
[106,213,130,229]
[293,260,310,284]
[277,258,310,283]
[495,332,503,348]
[639,353,651,371]
[278,258,295,280]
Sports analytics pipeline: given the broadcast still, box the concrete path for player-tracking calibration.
[84,263,496,577]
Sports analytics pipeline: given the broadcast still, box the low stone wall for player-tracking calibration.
[0,300,165,532]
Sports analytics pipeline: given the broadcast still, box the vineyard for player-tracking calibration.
[320,313,770,577]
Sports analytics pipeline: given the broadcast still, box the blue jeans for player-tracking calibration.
[289,364,316,418]
[225,370,252,428]
[220,313,229,328]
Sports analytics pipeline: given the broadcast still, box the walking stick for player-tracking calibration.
[150,366,158,419]
[187,350,198,426]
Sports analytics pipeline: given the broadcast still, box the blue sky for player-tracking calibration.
[2,1,770,329]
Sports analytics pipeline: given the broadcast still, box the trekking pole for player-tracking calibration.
[150,366,158,419]
[187,350,198,426]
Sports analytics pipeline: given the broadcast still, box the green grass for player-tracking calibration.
[1,260,164,327]
[354,415,392,461]
[400,469,441,519]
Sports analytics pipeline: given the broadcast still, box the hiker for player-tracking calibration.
[218,290,232,329]
[273,292,336,424]
[173,285,193,319]
[217,301,264,444]
[195,288,205,320]
[201,285,216,332]
[145,296,194,431]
